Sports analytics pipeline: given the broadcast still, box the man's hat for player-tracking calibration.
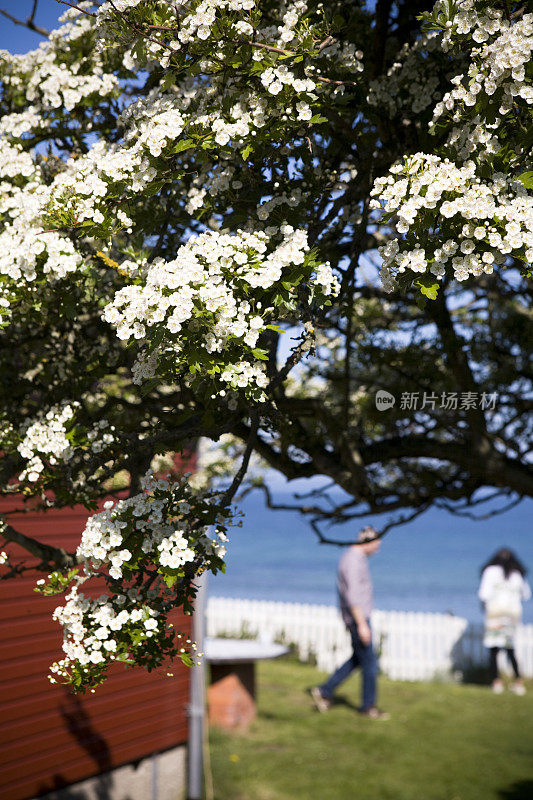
[357,525,379,543]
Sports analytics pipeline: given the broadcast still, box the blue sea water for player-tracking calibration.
[209,490,533,624]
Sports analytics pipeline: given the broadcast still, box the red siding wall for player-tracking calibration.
[0,498,191,800]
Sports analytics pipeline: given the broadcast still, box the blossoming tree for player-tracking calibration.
[0,0,531,691]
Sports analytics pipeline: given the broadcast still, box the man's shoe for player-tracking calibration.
[510,681,526,696]
[491,680,504,694]
[360,707,390,720]
[310,686,331,712]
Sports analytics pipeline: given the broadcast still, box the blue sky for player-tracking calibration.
[0,0,64,53]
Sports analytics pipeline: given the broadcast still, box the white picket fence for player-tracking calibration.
[207,596,533,681]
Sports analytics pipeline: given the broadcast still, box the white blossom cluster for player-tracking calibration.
[367,33,442,116]
[0,4,120,150]
[433,6,533,125]
[17,403,78,483]
[0,140,36,182]
[16,404,116,483]
[445,117,502,162]
[103,226,338,395]
[50,582,169,674]
[95,0,363,83]
[0,11,118,118]
[260,64,316,97]
[103,0,253,41]
[123,78,269,159]
[130,347,162,386]
[3,82,247,266]
[256,186,308,222]
[97,0,144,14]
[314,262,340,296]
[0,107,43,138]
[47,472,228,686]
[0,21,143,311]
[104,229,270,343]
[220,361,268,394]
[40,135,141,227]
[371,2,533,292]
[0,225,82,299]
[76,472,225,578]
[275,2,303,44]
[96,0,255,55]
[174,79,270,150]
[0,139,136,314]
[49,579,198,685]
[371,154,532,289]
[94,0,363,134]
[177,0,255,44]
[120,89,187,159]
[0,147,81,299]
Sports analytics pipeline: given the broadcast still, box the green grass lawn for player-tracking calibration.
[208,657,533,800]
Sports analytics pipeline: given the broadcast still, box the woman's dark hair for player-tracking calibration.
[481,548,528,579]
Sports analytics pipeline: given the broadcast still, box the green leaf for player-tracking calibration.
[173,138,194,154]
[241,144,253,161]
[143,181,165,196]
[517,172,533,190]
[34,567,80,595]
[180,652,195,668]
[415,276,439,300]
[160,72,174,92]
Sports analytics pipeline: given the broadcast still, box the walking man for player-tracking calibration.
[311,526,389,719]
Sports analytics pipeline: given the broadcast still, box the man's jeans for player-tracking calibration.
[319,619,378,710]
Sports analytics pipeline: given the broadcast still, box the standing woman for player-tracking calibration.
[479,548,531,694]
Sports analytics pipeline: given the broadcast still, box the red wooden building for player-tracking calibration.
[0,496,192,800]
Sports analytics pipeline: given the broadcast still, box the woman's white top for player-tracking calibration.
[478,565,531,648]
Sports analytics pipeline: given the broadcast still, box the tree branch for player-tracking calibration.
[55,0,95,17]
[0,3,49,36]
[221,412,259,506]
[1,519,80,570]
[371,0,393,78]
[310,502,431,547]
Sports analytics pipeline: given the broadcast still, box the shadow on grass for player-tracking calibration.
[305,686,360,713]
[498,780,533,800]
[329,695,360,712]
[458,663,492,686]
